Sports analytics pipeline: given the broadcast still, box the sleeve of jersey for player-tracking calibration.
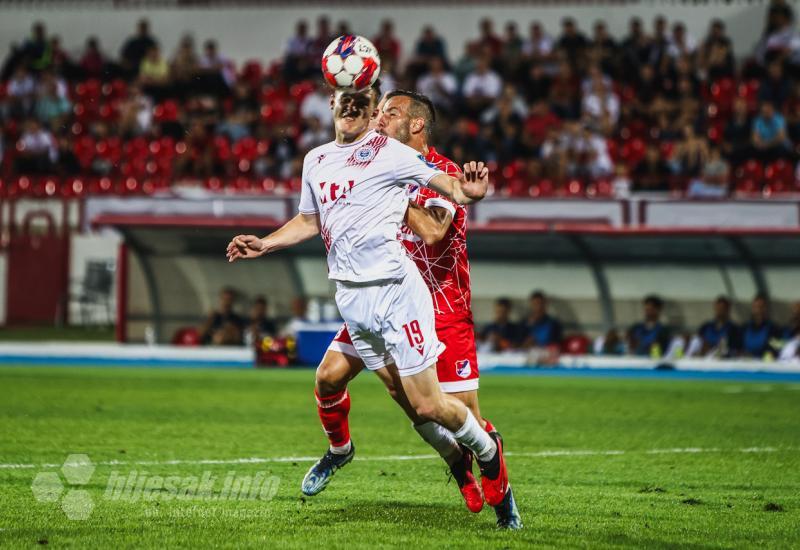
[297,155,318,215]
[421,160,461,216]
[392,141,444,188]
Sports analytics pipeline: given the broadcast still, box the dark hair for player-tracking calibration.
[715,295,731,307]
[530,290,546,301]
[753,292,769,302]
[643,294,663,308]
[254,296,267,306]
[384,89,436,138]
[496,297,512,309]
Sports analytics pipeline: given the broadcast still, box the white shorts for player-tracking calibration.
[334,261,444,376]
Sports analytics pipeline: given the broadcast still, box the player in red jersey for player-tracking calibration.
[302,90,521,529]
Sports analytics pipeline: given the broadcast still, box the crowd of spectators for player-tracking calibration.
[2,2,800,197]
[479,290,800,361]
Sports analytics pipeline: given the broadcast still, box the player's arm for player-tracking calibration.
[426,161,489,205]
[405,202,454,246]
[226,213,320,262]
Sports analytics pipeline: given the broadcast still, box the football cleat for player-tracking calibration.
[448,446,484,513]
[477,431,509,507]
[301,443,355,496]
[494,485,523,529]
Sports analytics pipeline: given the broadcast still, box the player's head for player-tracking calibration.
[330,80,382,142]
[375,90,436,149]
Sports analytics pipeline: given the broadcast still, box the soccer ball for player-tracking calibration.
[321,35,381,90]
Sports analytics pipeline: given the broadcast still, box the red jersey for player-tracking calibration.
[398,147,472,318]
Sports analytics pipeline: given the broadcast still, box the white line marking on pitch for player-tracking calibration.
[0,446,796,470]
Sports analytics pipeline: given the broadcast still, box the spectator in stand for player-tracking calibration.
[668,22,697,60]
[300,80,333,128]
[621,17,652,77]
[549,59,581,120]
[759,61,791,109]
[298,115,331,152]
[79,37,106,79]
[200,287,245,346]
[170,35,198,90]
[373,20,401,67]
[700,20,735,80]
[15,119,57,174]
[581,74,619,131]
[502,22,524,69]
[247,296,278,345]
[649,15,671,72]
[525,99,561,152]
[120,19,156,78]
[56,134,81,176]
[741,293,784,359]
[197,40,235,95]
[462,55,502,116]
[723,98,753,166]
[591,21,619,77]
[473,18,503,58]
[755,0,800,66]
[521,63,552,104]
[632,143,671,192]
[284,20,313,83]
[23,22,53,73]
[118,83,153,137]
[687,145,730,197]
[416,56,458,114]
[521,291,563,348]
[282,297,309,338]
[627,294,672,357]
[557,17,589,67]
[671,124,709,180]
[571,124,614,179]
[138,45,170,100]
[479,298,521,352]
[752,101,792,162]
[690,296,741,357]
[411,25,448,79]
[784,301,800,340]
[217,81,258,142]
[522,22,554,64]
[35,76,71,126]
[174,121,216,178]
[7,65,37,119]
[309,16,333,62]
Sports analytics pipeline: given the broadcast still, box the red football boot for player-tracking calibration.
[477,432,509,507]
[449,446,484,513]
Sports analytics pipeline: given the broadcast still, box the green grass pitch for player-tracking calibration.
[0,365,798,548]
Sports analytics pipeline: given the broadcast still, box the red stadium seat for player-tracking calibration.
[563,179,585,197]
[735,178,760,194]
[562,334,590,355]
[172,327,201,346]
[764,159,794,186]
[240,60,264,87]
[735,159,763,184]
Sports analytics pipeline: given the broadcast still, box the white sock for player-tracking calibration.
[414,421,461,465]
[330,441,352,455]
[453,409,496,463]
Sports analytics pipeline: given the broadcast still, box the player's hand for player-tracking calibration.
[461,161,489,201]
[226,234,267,262]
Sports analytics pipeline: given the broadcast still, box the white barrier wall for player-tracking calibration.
[0,2,769,66]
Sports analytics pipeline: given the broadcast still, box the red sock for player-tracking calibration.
[483,418,496,434]
[315,388,351,450]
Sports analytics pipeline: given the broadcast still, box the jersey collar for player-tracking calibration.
[335,129,376,148]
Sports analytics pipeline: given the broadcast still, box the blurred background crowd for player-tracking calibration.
[2,0,800,197]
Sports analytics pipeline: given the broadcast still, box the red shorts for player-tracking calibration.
[328,311,479,393]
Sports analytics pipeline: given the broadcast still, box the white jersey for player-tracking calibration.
[299,130,444,283]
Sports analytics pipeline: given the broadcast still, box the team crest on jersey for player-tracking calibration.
[346,134,388,168]
[455,359,471,378]
[417,154,437,169]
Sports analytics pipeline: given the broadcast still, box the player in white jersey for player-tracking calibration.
[227,83,510,508]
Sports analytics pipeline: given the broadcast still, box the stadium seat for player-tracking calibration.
[735,159,763,184]
[172,327,201,346]
[562,334,591,355]
[764,159,794,187]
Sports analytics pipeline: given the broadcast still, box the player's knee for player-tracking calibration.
[412,401,443,424]
[315,360,348,396]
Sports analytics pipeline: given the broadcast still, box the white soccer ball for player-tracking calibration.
[321,35,381,90]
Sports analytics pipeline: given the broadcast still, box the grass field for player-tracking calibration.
[1,366,799,548]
